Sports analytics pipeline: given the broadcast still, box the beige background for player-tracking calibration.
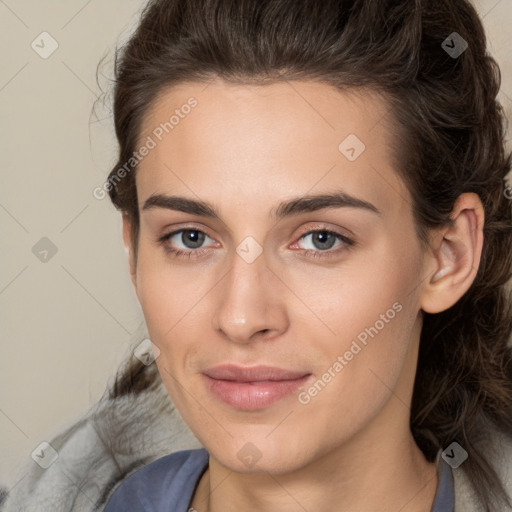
[0,0,511,489]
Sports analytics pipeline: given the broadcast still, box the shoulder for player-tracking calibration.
[0,368,202,512]
[453,428,512,512]
[104,448,209,512]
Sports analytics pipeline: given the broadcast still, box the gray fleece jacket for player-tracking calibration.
[1,361,511,511]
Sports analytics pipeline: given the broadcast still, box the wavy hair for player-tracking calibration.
[103,0,512,508]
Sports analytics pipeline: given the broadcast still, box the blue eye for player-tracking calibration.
[169,229,208,249]
[300,231,340,251]
[294,229,354,259]
[158,227,354,260]
[158,229,214,259]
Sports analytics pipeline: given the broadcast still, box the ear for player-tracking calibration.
[420,192,484,314]
[122,214,137,290]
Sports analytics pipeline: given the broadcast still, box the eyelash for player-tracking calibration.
[158,226,355,261]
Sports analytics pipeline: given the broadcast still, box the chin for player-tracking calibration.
[206,433,317,475]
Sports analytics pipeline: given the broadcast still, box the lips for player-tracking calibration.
[203,364,310,382]
[202,364,312,410]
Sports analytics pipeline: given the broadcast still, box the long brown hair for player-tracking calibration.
[102,0,512,508]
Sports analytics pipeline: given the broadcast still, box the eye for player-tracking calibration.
[158,226,355,260]
[294,229,355,259]
[158,228,216,259]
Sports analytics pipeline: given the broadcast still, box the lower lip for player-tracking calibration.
[203,374,312,410]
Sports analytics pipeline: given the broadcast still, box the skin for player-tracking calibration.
[122,77,484,512]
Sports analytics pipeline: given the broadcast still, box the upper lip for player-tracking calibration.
[203,364,310,382]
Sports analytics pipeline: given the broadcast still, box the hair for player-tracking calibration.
[103,0,512,508]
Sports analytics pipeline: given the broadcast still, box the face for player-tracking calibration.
[125,77,429,474]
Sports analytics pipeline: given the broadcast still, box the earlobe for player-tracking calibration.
[121,214,137,290]
[420,193,484,314]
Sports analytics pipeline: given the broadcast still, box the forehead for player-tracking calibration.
[141,77,390,148]
[136,77,410,220]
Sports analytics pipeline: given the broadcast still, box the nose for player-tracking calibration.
[210,250,289,345]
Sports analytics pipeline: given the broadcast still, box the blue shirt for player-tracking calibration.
[104,448,455,511]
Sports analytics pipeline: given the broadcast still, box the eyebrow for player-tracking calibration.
[141,190,380,220]
[142,191,381,221]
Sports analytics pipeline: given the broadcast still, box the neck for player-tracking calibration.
[191,416,438,512]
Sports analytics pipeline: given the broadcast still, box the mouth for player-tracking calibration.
[202,364,312,410]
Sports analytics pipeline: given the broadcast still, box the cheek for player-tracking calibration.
[134,242,199,336]
[288,243,419,347]
[134,245,213,376]
[135,270,175,341]
[292,245,422,395]
[135,260,203,404]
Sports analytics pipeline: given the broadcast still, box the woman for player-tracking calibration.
[3,0,511,511]
[99,0,512,510]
